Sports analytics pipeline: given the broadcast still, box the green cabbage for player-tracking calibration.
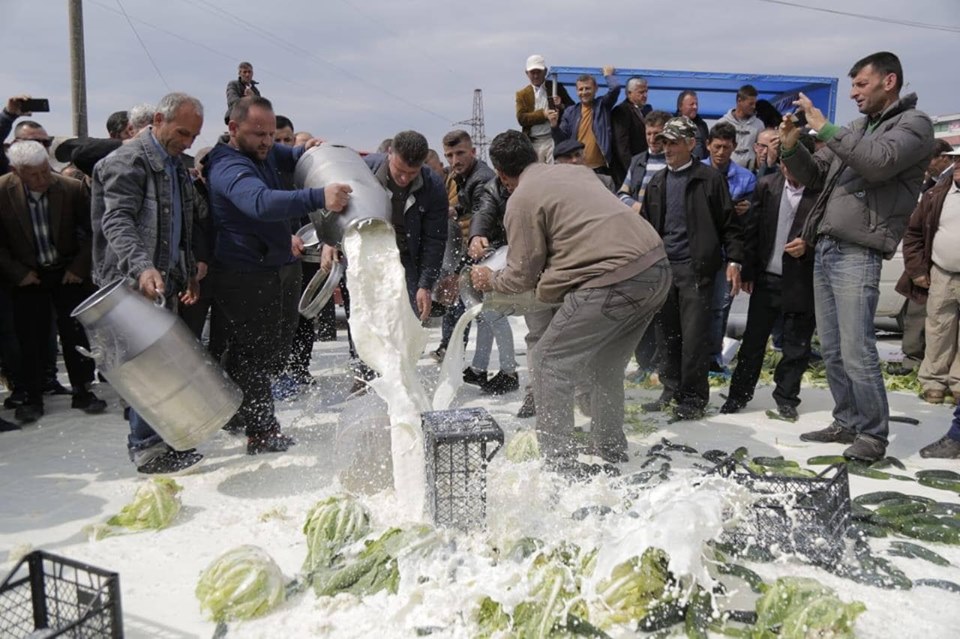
[302,495,371,573]
[751,577,865,639]
[86,477,183,540]
[196,545,285,622]
[594,547,672,627]
[506,430,541,462]
[311,525,437,598]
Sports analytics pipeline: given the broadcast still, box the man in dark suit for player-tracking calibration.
[0,141,106,423]
[720,134,820,420]
[611,76,652,186]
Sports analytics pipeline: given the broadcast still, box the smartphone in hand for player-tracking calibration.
[18,98,50,112]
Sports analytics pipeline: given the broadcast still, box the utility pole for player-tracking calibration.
[454,89,487,163]
[68,0,88,137]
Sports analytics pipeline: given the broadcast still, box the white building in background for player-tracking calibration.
[933,114,960,149]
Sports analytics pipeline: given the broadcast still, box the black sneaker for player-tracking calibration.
[641,394,674,412]
[137,448,204,474]
[247,429,296,455]
[222,413,246,435]
[429,347,446,363]
[72,392,107,414]
[14,403,43,424]
[481,371,520,395]
[44,380,72,395]
[0,415,21,432]
[799,422,856,444]
[843,434,886,463]
[720,397,747,414]
[517,392,536,418]
[3,389,26,410]
[919,435,960,459]
[462,367,488,386]
[672,403,706,422]
[775,404,799,422]
[590,446,629,464]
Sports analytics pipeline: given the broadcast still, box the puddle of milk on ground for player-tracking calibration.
[342,222,430,522]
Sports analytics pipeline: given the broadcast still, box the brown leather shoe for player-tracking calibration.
[922,389,945,405]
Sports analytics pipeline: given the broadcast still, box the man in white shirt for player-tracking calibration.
[515,54,570,163]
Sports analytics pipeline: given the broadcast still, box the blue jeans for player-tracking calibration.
[128,408,164,460]
[814,237,888,442]
[471,310,516,373]
[709,269,734,367]
[947,402,960,442]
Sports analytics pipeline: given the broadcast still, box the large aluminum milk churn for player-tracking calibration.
[71,280,242,451]
[294,144,392,246]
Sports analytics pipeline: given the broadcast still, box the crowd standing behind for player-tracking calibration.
[1,49,959,470]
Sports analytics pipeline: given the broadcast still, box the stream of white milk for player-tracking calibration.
[342,222,430,522]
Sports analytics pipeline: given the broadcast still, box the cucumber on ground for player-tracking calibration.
[807,455,847,466]
[918,476,960,494]
[848,522,888,539]
[916,469,960,481]
[887,541,951,566]
[875,502,928,518]
[853,491,910,505]
[684,591,712,639]
[912,578,960,594]
[897,522,960,545]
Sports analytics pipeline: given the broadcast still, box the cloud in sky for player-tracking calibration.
[1,0,956,153]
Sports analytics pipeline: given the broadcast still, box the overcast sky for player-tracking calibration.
[1,0,957,156]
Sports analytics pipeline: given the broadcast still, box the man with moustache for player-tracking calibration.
[205,96,351,455]
[91,92,205,474]
[780,51,934,462]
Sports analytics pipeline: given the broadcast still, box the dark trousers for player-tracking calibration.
[633,324,659,373]
[178,271,226,359]
[728,274,816,408]
[655,261,714,408]
[900,298,926,370]
[9,270,95,404]
[276,261,303,377]
[213,267,286,436]
[287,261,320,381]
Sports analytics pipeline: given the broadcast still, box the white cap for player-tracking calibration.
[525,54,547,71]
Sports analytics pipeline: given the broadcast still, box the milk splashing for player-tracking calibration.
[431,303,484,411]
[342,222,430,522]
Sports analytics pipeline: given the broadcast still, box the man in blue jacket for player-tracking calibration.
[552,66,620,175]
[205,96,351,455]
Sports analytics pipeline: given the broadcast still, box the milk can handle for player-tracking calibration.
[154,294,166,308]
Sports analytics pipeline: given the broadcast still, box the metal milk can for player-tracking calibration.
[71,280,242,451]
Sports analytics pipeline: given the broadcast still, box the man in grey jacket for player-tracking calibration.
[780,51,934,462]
[92,92,205,474]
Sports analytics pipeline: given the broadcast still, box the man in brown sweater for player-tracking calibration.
[471,130,670,478]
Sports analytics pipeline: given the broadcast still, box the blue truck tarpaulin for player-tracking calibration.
[548,66,838,123]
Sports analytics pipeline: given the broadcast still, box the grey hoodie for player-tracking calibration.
[784,93,934,258]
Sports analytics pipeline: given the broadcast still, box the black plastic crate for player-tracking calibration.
[0,551,123,638]
[711,458,851,565]
[422,407,504,529]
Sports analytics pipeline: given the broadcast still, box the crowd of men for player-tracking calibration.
[1,51,959,478]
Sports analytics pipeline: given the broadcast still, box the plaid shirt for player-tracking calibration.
[26,189,59,267]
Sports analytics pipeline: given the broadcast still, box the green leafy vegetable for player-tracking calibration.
[311,525,437,598]
[302,495,371,573]
[196,545,285,622]
[87,477,183,540]
[594,548,673,627]
[751,577,865,639]
[506,430,541,462]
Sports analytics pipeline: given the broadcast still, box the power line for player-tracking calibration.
[756,0,960,33]
[114,0,171,91]
[190,0,456,124]
[86,0,312,91]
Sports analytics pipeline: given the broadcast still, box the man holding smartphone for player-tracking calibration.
[1,95,43,176]
[780,51,934,462]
